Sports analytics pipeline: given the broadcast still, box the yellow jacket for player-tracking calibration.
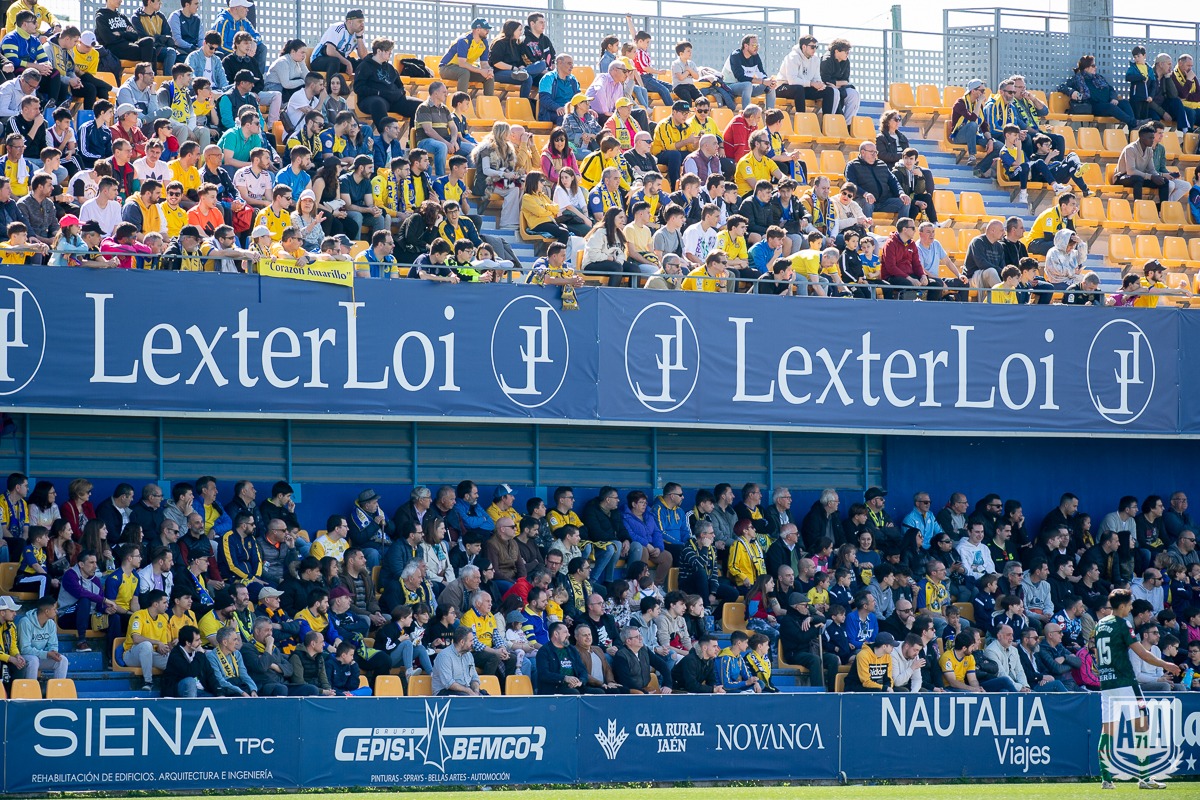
[727,537,765,586]
[579,151,632,191]
[651,118,699,156]
[1023,206,1067,247]
[520,191,560,229]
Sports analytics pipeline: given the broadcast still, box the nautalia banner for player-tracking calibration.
[0,266,1189,436]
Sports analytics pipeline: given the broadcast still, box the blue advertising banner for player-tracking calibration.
[2,698,301,793]
[0,265,1193,436]
[576,694,841,782]
[844,692,1094,779]
[299,695,578,788]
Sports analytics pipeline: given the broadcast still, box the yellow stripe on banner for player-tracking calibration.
[259,259,355,288]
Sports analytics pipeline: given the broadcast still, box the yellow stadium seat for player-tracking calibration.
[667,567,679,592]
[506,675,533,695]
[1190,239,1200,263]
[9,679,41,699]
[1183,133,1200,160]
[1162,236,1191,267]
[506,98,552,132]
[958,191,987,222]
[358,674,369,689]
[46,679,76,699]
[818,114,850,144]
[1135,235,1163,261]
[935,226,960,254]
[572,66,595,89]
[374,675,404,696]
[1162,201,1200,233]
[0,682,5,699]
[1100,128,1128,159]
[889,82,916,111]
[710,107,733,130]
[1048,91,1089,122]
[471,95,504,127]
[646,674,661,692]
[1075,195,1104,231]
[913,84,942,112]
[953,602,975,624]
[791,112,822,142]
[834,672,847,693]
[1103,163,1133,195]
[0,562,35,600]
[943,85,966,108]
[850,116,877,141]
[407,675,432,696]
[1105,198,1134,230]
[958,228,981,252]
[1077,162,1102,192]
[818,149,846,177]
[478,675,501,696]
[651,105,671,123]
[1107,234,1135,263]
[1130,200,1163,232]
[1074,127,1103,158]
[796,149,818,175]
[932,189,959,220]
[721,602,748,634]
[1161,131,1200,164]
[350,241,370,258]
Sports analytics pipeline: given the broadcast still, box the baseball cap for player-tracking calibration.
[672,100,692,113]
[79,31,97,47]
[788,592,809,606]
[345,9,364,20]
[59,214,81,228]
[250,225,271,240]
[116,103,139,119]
[874,632,897,647]
[81,220,104,235]
[329,586,352,600]
[494,483,514,501]
[334,234,353,248]
[966,79,984,92]
[865,487,888,501]
[569,93,589,108]
[470,17,491,30]
[613,57,634,71]
[613,97,631,109]
[258,587,284,600]
[229,0,254,7]
[0,596,18,612]
[505,610,525,625]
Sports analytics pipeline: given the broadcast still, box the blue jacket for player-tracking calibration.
[329,659,361,693]
[186,49,229,91]
[845,610,878,653]
[714,647,754,692]
[521,608,550,645]
[205,648,256,693]
[622,507,664,550]
[1056,71,1116,105]
[821,619,852,664]
[0,29,47,71]
[373,136,405,171]
[448,499,494,539]
[218,530,262,583]
[1125,61,1157,104]
[651,497,690,546]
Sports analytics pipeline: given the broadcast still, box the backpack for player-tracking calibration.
[399,58,431,79]
[470,145,490,198]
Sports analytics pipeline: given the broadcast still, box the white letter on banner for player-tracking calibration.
[729,317,774,402]
[341,301,388,389]
[33,709,78,756]
[233,308,260,387]
[439,306,459,391]
[1040,329,1059,410]
[262,328,301,389]
[918,350,948,407]
[393,331,434,391]
[952,325,994,408]
[303,327,336,388]
[142,324,181,386]
[777,346,812,404]
[858,332,880,407]
[184,325,229,387]
[998,353,1036,410]
[882,350,917,407]
[88,293,138,383]
[815,348,853,405]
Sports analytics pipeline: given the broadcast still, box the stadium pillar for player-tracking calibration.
[1068,0,1113,66]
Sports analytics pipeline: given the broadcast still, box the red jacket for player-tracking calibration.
[880,232,922,281]
[723,115,756,162]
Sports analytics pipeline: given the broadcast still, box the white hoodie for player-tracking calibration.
[776,44,822,86]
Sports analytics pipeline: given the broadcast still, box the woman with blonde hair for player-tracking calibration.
[61,479,95,541]
[474,120,522,229]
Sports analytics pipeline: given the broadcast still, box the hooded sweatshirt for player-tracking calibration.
[775,43,821,87]
[1043,228,1083,284]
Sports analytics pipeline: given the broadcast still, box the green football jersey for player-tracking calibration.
[1094,613,1137,690]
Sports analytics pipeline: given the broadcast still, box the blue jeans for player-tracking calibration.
[626,541,645,574]
[1033,678,1068,692]
[728,81,775,109]
[641,74,674,106]
[632,84,650,108]
[981,676,1018,692]
[494,69,533,99]
[951,122,998,173]
[1093,99,1137,127]
[388,639,434,673]
[361,546,382,571]
[591,542,618,584]
[178,677,213,698]
[417,137,449,176]
[1162,97,1190,129]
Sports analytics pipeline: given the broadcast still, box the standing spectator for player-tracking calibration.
[725,35,776,110]
[16,595,68,679]
[310,9,367,77]
[821,38,860,121]
[439,18,494,97]
[1057,55,1136,127]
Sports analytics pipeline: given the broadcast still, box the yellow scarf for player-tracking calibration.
[214,647,239,678]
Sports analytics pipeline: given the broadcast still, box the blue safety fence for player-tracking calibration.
[3,694,1200,792]
[0,266,1194,438]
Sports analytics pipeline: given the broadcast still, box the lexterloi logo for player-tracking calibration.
[0,276,45,396]
[490,295,569,409]
[595,720,628,760]
[1086,318,1155,425]
[1107,697,1183,782]
[624,302,699,413]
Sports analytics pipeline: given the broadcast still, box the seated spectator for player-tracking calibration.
[14,525,52,597]
[432,625,486,695]
[1132,622,1176,692]
[120,588,171,691]
[329,641,371,696]
[671,633,724,693]
[285,630,333,696]
[206,625,257,696]
[982,623,1028,692]
[715,630,761,693]
[161,624,226,697]
[532,621,588,694]
[461,589,511,679]
[57,549,114,650]
[16,594,68,679]
[1057,54,1136,127]
[726,35,776,110]
[964,218,1007,291]
[880,217,928,299]
[845,141,910,218]
[1114,124,1170,203]
[892,148,939,225]
[845,631,896,691]
[949,80,999,175]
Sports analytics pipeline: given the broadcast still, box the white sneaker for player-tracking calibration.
[408,668,423,676]
[1138,779,1167,790]
[938,219,954,228]
[1052,182,1069,193]
[1017,189,1029,204]
[1101,781,1115,790]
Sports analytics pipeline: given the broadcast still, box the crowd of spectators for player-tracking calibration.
[0,2,1181,302]
[3,469,1199,698]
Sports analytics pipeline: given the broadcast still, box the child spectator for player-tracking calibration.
[625,17,673,106]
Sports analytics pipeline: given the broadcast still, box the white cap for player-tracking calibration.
[229,0,254,7]
[79,31,97,47]
[0,596,19,612]
[251,225,272,240]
